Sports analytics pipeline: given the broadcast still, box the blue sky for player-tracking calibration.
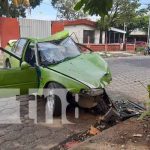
[26,0,149,20]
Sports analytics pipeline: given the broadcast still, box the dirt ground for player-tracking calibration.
[72,117,150,150]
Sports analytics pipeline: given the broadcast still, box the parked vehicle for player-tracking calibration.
[144,47,150,55]
[0,31,112,116]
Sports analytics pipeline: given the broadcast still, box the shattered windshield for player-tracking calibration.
[38,37,81,65]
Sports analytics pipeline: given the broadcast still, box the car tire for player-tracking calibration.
[4,60,11,69]
[45,83,64,117]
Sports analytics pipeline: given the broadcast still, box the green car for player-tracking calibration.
[0,31,112,116]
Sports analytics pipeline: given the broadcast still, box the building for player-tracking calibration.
[129,28,147,43]
[52,19,126,45]
[0,17,135,52]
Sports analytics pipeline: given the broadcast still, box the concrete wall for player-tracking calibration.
[64,25,100,44]
[0,17,20,48]
[51,21,64,35]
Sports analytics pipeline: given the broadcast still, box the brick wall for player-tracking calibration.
[107,44,121,51]
[84,44,105,51]
[83,44,135,52]
[126,44,136,52]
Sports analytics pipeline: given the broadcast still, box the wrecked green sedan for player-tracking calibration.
[0,31,112,116]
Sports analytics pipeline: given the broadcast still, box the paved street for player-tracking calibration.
[106,56,150,105]
[0,55,150,149]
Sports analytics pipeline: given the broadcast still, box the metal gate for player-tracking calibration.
[19,19,51,39]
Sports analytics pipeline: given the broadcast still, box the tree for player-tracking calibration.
[74,0,113,18]
[97,0,141,32]
[127,15,149,34]
[51,0,86,20]
[0,0,43,18]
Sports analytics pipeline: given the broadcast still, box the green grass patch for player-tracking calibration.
[139,85,150,120]
[136,47,145,52]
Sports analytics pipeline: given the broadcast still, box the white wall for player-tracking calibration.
[64,25,100,44]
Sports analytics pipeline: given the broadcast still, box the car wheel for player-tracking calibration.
[45,83,64,116]
[4,60,11,69]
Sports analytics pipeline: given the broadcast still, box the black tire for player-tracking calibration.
[4,60,11,69]
[45,83,64,116]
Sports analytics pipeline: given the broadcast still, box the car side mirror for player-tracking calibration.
[21,62,31,70]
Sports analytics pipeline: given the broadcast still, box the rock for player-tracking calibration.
[121,136,124,139]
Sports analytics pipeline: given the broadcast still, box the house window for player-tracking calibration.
[83,30,95,43]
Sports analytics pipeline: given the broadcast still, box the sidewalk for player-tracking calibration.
[98,51,136,58]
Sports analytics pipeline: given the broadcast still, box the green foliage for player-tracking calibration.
[136,47,145,52]
[139,86,150,120]
[51,0,87,20]
[0,0,43,18]
[74,0,113,17]
[97,0,140,30]
[97,16,111,31]
[127,15,149,34]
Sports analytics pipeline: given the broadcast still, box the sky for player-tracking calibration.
[26,0,149,21]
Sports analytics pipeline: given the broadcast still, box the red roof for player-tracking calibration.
[52,19,96,28]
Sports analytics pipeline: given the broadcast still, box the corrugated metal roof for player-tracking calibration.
[109,27,126,34]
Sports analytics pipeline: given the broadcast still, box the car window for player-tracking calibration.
[25,42,36,67]
[11,40,19,53]
[14,39,27,57]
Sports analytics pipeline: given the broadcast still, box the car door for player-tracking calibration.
[0,47,38,96]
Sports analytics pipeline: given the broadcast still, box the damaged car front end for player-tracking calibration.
[38,33,112,112]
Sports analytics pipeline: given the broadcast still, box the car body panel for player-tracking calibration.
[38,67,89,95]
[48,53,111,89]
[38,30,69,42]
[0,67,38,95]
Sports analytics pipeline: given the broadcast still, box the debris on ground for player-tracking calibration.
[88,126,101,135]
[133,134,143,137]
[51,93,145,150]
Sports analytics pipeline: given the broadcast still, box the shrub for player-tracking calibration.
[136,47,145,52]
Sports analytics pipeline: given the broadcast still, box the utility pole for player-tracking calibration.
[123,22,126,43]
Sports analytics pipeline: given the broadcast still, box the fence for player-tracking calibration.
[19,19,51,38]
[84,43,136,52]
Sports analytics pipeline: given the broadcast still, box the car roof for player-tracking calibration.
[25,30,69,43]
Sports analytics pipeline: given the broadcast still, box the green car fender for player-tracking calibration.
[38,67,90,95]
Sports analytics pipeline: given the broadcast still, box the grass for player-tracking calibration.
[136,47,145,52]
[139,86,150,120]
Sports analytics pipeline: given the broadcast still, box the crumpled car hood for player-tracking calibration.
[48,53,111,89]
